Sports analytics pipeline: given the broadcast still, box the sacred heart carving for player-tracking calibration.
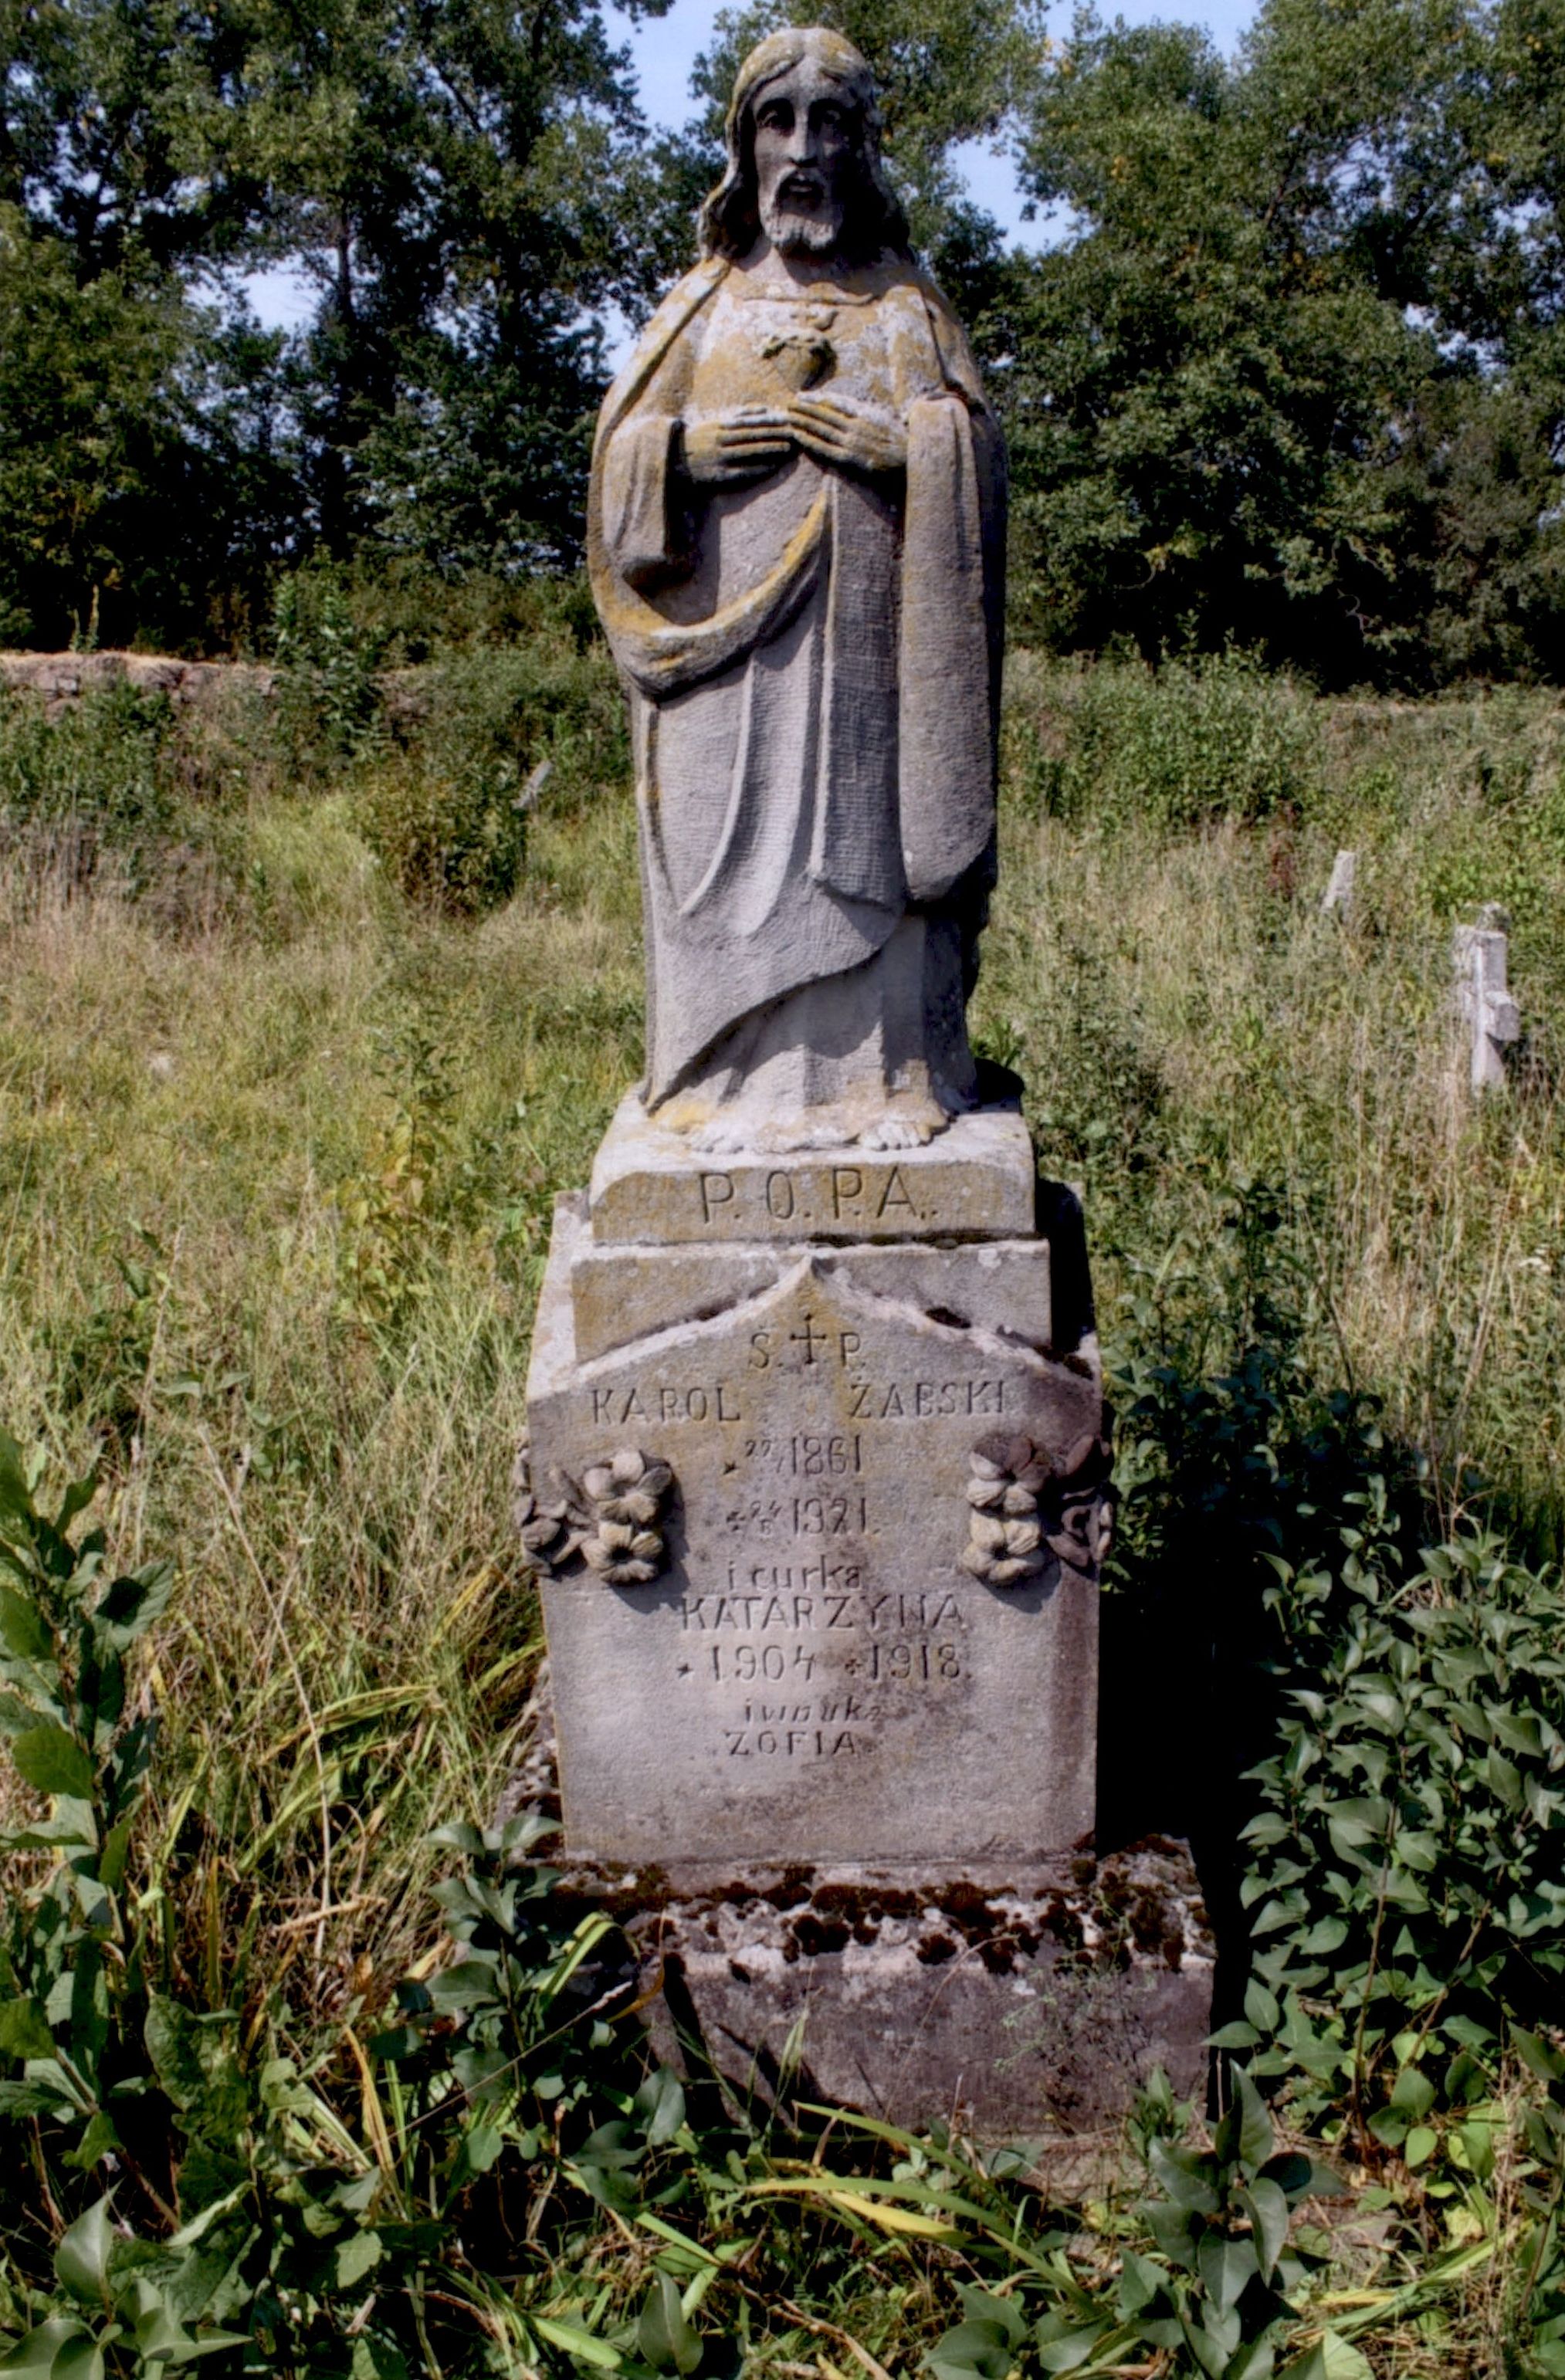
[761,330,836,391]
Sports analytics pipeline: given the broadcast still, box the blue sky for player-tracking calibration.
[242,0,1261,326]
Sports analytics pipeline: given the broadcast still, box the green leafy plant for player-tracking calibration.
[0,1427,173,2190]
[1015,652,1320,832]
[0,1427,744,2374]
[271,561,385,777]
[0,682,174,892]
[925,2070,1332,2380]
[352,751,528,916]
[1227,1531,1565,2150]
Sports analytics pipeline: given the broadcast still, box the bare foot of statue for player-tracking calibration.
[857,1092,949,1149]
[681,1088,952,1154]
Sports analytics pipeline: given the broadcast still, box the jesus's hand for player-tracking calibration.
[680,408,796,485]
[785,396,906,478]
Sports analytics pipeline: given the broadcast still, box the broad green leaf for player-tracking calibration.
[1457,2121,1496,2180]
[926,2317,1015,2380]
[12,1725,92,1799]
[0,1431,32,1522]
[957,2289,1026,2345]
[0,2320,91,2375]
[1390,2066,1436,2118]
[1236,2070,1275,2169]
[144,1996,204,2111]
[638,2273,701,2378]
[49,2334,105,2380]
[456,2120,504,2178]
[1149,2137,1221,2213]
[92,1564,174,1650]
[530,2317,622,2368]
[334,2230,382,2290]
[55,2195,113,2304]
[1198,2232,1258,2313]
[1259,2151,1315,2200]
[63,2111,121,2173]
[0,1586,51,1664]
[0,1999,54,2061]
[1037,2322,1113,2375]
[1512,2026,1565,2087]
[351,2337,411,2380]
[632,2065,686,2148]
[1241,2177,1289,2279]
[1184,2299,1241,2377]
[1245,1980,1280,2034]
[1404,2125,1438,2168]
[1279,2332,1373,2380]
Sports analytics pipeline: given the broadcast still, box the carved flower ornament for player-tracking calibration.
[961,1430,1113,1588]
[513,1441,676,1587]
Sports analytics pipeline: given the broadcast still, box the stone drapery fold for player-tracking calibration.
[587,258,1004,1109]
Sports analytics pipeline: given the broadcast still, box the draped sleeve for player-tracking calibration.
[895,279,1008,903]
[601,417,686,593]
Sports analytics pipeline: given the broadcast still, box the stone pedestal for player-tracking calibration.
[513,1096,1207,2131]
[522,1099,1108,1870]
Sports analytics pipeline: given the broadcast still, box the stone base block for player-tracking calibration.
[558,1843,1214,2138]
[525,1197,1106,1868]
[588,1094,1037,1245]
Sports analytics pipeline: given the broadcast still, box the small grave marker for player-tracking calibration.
[1453,904,1521,1092]
[1320,848,1357,915]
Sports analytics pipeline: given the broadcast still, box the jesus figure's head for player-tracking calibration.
[699,27,910,266]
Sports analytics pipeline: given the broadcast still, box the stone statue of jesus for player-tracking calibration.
[588,26,1006,1154]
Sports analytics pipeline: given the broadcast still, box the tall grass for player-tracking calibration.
[4,653,1564,1939]
[0,642,1562,2372]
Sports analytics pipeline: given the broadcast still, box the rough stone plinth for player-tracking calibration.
[525,1196,1104,1867]
[551,1845,1213,2138]
[588,1095,1036,1246]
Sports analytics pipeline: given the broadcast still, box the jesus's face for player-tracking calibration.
[750,62,860,258]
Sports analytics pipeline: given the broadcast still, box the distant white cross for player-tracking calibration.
[1453,905,1520,1092]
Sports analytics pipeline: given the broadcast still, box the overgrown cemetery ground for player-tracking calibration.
[1,627,1563,2374]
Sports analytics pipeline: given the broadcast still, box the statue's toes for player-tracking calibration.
[860,1115,933,1150]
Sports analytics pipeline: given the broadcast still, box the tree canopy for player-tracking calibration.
[2,0,1561,679]
[995,0,1565,680]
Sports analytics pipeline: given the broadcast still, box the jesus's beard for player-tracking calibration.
[759,194,845,257]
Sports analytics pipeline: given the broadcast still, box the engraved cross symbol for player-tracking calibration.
[789,1312,830,1365]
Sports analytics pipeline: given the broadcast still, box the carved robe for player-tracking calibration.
[587,251,1006,1126]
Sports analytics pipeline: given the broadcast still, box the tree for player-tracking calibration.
[995,0,1563,682]
[215,0,679,567]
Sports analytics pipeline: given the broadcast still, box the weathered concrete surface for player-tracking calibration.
[588,1095,1036,1246]
[557,1843,1214,2137]
[571,1209,1055,1363]
[527,1197,1103,1867]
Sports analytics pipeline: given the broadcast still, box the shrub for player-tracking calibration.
[0,681,173,888]
[1231,1530,1565,2137]
[352,635,625,916]
[1016,650,1322,830]
[270,558,385,777]
[354,752,528,916]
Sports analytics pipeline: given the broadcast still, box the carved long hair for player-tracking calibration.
[698,25,910,264]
